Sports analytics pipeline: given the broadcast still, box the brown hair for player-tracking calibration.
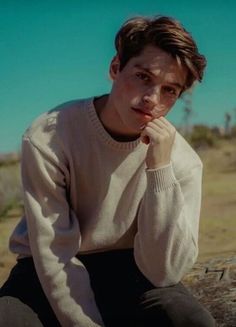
[115,16,207,91]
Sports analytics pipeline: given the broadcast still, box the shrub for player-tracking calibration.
[189,125,217,149]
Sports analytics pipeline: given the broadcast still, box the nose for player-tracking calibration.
[142,87,163,111]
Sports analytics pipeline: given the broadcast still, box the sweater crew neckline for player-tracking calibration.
[87,97,142,151]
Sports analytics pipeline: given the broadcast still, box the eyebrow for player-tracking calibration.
[134,64,184,89]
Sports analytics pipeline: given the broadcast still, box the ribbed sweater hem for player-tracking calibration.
[146,164,177,192]
[87,97,141,151]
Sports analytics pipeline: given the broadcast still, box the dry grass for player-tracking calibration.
[0,162,23,285]
[0,216,19,285]
[0,162,22,218]
[197,140,236,261]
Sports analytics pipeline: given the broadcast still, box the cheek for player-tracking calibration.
[124,79,136,92]
[118,75,139,95]
[163,97,177,108]
[112,75,143,105]
[157,98,177,116]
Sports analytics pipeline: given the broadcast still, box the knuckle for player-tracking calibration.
[152,118,159,124]
[168,127,175,135]
[145,126,152,133]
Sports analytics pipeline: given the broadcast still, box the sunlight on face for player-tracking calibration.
[106,46,187,136]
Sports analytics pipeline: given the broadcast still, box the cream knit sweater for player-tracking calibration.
[10,97,203,327]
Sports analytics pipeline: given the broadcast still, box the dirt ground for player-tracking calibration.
[0,216,19,286]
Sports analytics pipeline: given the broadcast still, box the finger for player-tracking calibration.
[141,117,174,131]
[147,120,174,136]
[158,116,175,129]
[147,120,166,131]
[144,126,168,141]
[157,118,176,135]
[150,117,175,132]
[141,127,168,144]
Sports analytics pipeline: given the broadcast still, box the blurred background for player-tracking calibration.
[0,0,236,285]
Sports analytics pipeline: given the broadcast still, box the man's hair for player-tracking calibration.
[115,16,207,91]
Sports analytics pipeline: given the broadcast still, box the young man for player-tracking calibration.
[0,15,215,327]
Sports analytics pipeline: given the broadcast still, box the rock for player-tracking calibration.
[183,256,236,326]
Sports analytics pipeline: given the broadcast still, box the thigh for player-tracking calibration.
[0,296,44,327]
[0,258,60,327]
[78,249,142,327]
[78,250,216,327]
[135,282,216,327]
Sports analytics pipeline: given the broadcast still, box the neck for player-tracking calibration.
[94,94,140,142]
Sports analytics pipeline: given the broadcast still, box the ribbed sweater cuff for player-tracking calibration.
[146,164,177,192]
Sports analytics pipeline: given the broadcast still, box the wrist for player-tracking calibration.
[146,164,177,192]
[146,162,171,170]
[146,160,171,170]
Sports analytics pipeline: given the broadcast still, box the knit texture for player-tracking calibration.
[10,97,203,327]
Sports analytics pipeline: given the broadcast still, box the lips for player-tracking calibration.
[132,107,153,119]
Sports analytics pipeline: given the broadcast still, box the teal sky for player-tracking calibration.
[1,0,236,153]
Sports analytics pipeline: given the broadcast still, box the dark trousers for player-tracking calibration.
[0,249,215,327]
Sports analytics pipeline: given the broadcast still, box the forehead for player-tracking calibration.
[127,45,187,85]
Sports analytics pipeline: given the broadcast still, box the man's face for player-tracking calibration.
[109,45,187,136]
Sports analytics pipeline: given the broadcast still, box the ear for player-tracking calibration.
[109,55,120,80]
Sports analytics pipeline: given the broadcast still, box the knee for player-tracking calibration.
[187,308,216,327]
[0,296,44,327]
[138,300,216,327]
[138,287,216,327]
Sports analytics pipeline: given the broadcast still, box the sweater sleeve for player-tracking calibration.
[21,137,104,327]
[134,162,202,287]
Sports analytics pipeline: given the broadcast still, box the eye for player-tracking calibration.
[135,72,151,82]
[163,86,178,96]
